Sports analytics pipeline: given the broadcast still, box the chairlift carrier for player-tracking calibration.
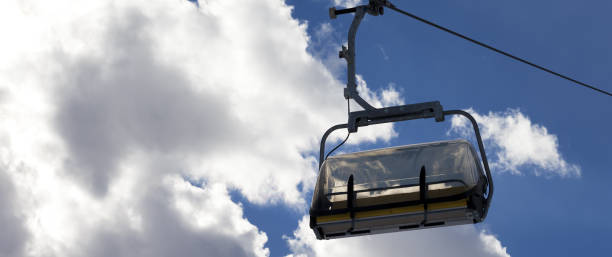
[309,0,494,240]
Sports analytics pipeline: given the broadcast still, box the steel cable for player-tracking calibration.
[386,4,612,97]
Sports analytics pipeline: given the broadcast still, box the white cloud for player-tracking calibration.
[285,216,510,257]
[344,75,404,144]
[305,22,403,146]
[5,156,269,257]
[0,0,402,255]
[333,0,365,8]
[308,23,345,76]
[0,166,29,257]
[355,75,404,108]
[449,108,580,177]
[0,84,270,256]
[480,230,511,257]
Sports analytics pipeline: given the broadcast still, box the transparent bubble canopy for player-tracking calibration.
[313,140,485,210]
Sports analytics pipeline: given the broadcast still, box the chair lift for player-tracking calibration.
[309,0,494,240]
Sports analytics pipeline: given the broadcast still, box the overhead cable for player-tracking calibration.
[386,4,612,97]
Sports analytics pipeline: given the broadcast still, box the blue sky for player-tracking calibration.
[0,0,610,256]
[243,0,612,256]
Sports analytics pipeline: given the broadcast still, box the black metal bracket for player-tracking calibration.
[347,174,355,232]
[329,0,389,19]
[348,101,444,132]
[419,166,428,225]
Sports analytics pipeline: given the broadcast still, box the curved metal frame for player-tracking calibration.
[318,110,493,220]
[317,0,494,221]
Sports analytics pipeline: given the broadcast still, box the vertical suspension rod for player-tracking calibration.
[335,6,377,111]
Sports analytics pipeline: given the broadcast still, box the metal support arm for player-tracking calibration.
[344,6,376,111]
[330,1,392,111]
[330,1,445,133]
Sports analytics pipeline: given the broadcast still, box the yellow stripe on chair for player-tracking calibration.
[316,199,468,224]
[317,213,351,223]
[355,204,424,219]
[429,198,468,210]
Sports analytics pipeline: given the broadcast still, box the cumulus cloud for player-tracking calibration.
[333,0,365,8]
[449,108,580,177]
[0,0,404,255]
[285,216,510,257]
[342,75,404,143]
[4,154,269,257]
[0,168,29,257]
[308,22,345,76]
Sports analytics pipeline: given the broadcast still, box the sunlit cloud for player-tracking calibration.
[0,0,400,255]
[449,108,580,177]
[285,216,511,257]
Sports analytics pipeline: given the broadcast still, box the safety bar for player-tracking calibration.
[325,179,469,196]
[318,109,493,221]
[444,110,493,220]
